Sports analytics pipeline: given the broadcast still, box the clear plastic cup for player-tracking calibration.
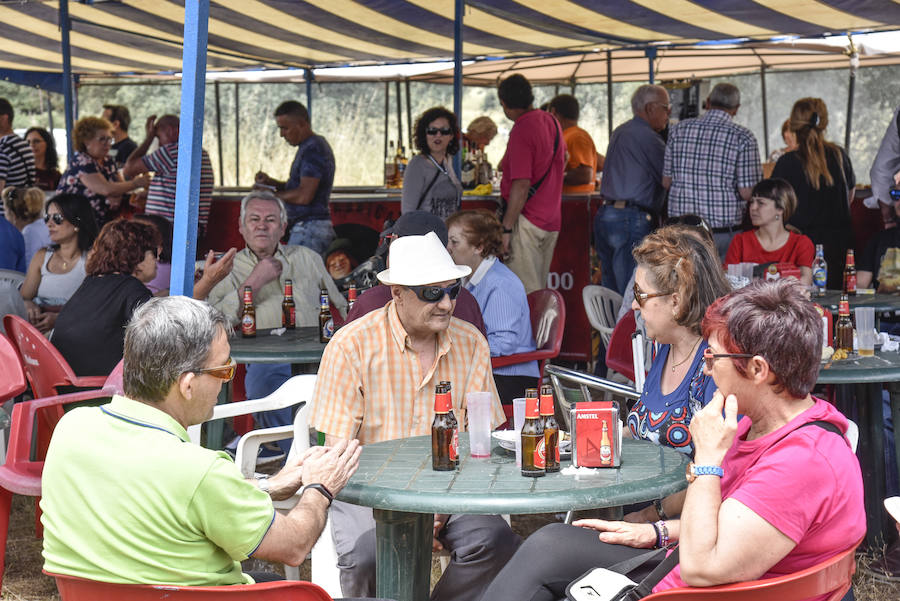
[855,307,876,356]
[466,392,493,458]
[513,397,527,467]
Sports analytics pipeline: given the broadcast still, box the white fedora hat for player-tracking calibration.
[377,232,471,286]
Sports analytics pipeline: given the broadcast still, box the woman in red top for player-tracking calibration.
[725,178,814,285]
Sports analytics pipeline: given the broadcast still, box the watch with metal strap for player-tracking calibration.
[300,483,334,506]
[685,462,724,483]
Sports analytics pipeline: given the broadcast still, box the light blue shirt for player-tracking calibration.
[466,256,539,377]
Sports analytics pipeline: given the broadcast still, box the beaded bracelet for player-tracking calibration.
[654,520,669,548]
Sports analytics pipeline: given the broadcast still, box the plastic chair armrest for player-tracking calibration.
[234,425,295,477]
[212,398,306,420]
[491,350,555,369]
[68,375,109,389]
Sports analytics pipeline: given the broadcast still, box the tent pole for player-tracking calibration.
[214,81,224,187]
[306,69,313,123]
[452,0,463,177]
[384,82,389,162]
[395,80,403,152]
[170,0,209,297]
[46,92,54,133]
[234,83,240,186]
[845,52,858,150]
[607,50,613,140]
[760,64,769,159]
[646,47,657,84]
[59,0,74,163]
[405,78,412,149]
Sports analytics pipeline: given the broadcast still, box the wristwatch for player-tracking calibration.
[685,462,724,483]
[502,227,513,234]
[255,474,271,494]
[300,483,334,506]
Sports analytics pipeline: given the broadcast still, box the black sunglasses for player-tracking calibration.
[408,281,461,303]
[44,213,65,225]
[426,127,453,136]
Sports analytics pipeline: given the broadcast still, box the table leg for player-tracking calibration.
[374,509,432,601]
[855,382,889,547]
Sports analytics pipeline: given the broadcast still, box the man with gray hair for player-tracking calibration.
[41,295,362,588]
[663,82,762,258]
[207,190,347,456]
[593,84,669,295]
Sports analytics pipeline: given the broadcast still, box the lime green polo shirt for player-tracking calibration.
[41,395,275,585]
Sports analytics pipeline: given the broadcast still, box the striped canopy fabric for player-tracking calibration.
[1,0,899,76]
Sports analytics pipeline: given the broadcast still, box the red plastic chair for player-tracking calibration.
[0,333,27,405]
[49,572,333,600]
[491,288,566,381]
[0,388,114,591]
[605,309,638,382]
[643,538,860,600]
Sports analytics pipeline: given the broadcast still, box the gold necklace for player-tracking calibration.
[670,337,702,372]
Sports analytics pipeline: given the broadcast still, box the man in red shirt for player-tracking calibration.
[498,74,566,293]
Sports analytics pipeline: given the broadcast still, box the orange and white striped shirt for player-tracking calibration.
[311,300,505,445]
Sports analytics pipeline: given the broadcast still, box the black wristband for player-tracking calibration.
[653,498,668,521]
[301,483,334,506]
[503,227,513,234]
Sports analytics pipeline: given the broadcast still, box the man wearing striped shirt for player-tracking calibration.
[0,98,35,210]
[123,114,214,233]
[311,232,519,601]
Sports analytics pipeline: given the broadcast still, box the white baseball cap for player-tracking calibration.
[377,231,471,286]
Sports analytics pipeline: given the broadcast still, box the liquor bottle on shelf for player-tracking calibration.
[318,289,334,343]
[384,141,397,188]
[396,145,408,188]
[834,294,853,353]
[812,244,827,297]
[240,286,256,338]
[281,279,295,329]
[539,385,559,473]
[521,389,545,477]
[843,249,857,296]
[431,383,458,471]
[460,141,477,190]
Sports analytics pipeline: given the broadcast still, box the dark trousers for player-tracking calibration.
[480,523,663,601]
[495,374,540,407]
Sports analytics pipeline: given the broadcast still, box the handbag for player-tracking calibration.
[566,546,679,601]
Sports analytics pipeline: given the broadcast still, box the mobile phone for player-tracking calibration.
[890,189,900,202]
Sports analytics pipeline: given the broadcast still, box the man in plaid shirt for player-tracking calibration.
[663,83,762,259]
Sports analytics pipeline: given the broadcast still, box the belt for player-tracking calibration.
[602,198,651,213]
[710,224,742,234]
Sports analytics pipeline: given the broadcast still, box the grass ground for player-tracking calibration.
[2,494,898,600]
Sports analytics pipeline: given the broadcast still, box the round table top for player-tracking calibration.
[229,327,326,365]
[816,290,900,314]
[817,348,900,384]
[337,434,690,515]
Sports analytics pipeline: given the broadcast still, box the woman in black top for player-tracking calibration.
[772,97,854,290]
[51,219,161,376]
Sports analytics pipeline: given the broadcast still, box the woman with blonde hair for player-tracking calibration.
[56,116,149,227]
[2,186,50,265]
[772,97,854,289]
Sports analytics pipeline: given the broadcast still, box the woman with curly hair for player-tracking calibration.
[56,116,149,226]
[401,106,462,219]
[772,97,854,289]
[51,218,160,376]
[446,209,538,404]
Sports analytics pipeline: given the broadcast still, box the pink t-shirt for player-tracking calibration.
[725,230,815,268]
[499,109,566,231]
[656,398,865,599]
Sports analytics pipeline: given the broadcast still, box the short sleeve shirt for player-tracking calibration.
[286,134,335,222]
[500,109,565,231]
[56,151,121,226]
[311,301,506,444]
[562,126,597,194]
[142,143,214,228]
[0,133,35,201]
[859,227,900,290]
[41,395,275,585]
[724,231,816,268]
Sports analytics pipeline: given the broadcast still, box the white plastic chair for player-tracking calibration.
[0,269,25,290]
[582,285,623,349]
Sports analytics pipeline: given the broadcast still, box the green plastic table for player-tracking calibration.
[228,326,326,366]
[337,434,690,601]
[818,349,900,546]
[816,290,900,315]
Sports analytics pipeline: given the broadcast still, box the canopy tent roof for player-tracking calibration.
[3,0,900,77]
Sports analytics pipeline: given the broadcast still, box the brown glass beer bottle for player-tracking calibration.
[240,286,256,338]
[432,383,458,471]
[539,385,560,473]
[521,390,545,477]
[835,294,853,353]
[281,279,296,329]
[843,249,857,296]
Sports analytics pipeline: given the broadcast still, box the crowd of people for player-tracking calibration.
[0,67,894,599]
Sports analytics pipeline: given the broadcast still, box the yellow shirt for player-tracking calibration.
[311,300,505,444]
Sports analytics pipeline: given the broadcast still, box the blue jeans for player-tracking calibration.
[288,218,335,255]
[244,363,293,455]
[593,205,653,296]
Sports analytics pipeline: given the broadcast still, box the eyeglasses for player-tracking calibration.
[651,102,672,113]
[192,357,236,381]
[702,348,754,371]
[95,136,114,144]
[633,281,671,307]
[408,281,461,303]
[44,213,65,225]
[426,127,453,136]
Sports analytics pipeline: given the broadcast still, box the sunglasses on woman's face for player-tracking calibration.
[192,357,236,382]
[44,213,65,225]
[408,281,461,303]
[426,127,453,136]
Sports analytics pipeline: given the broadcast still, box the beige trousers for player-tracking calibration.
[506,213,558,294]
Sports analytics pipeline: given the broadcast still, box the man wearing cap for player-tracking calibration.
[345,211,485,335]
[311,232,519,601]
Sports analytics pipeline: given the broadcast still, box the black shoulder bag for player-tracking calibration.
[499,121,562,220]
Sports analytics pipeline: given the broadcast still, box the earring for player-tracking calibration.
[74,227,79,231]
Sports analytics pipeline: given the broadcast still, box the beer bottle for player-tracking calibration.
[600,421,612,466]
[521,391,545,477]
[240,286,256,338]
[835,294,853,353]
[812,244,827,297]
[440,381,459,466]
[396,145,407,187]
[281,279,296,329]
[539,385,560,473]
[347,285,357,313]
[318,289,334,343]
[432,384,458,471]
[843,249,857,296]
